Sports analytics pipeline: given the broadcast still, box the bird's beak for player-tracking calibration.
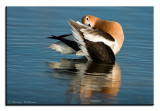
[87,23,91,27]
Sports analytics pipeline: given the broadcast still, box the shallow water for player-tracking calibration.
[6,7,153,105]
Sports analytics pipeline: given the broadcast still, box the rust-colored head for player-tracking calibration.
[82,15,124,55]
[82,15,100,28]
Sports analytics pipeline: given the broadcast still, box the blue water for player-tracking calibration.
[6,7,153,105]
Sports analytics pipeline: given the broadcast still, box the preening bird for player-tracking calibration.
[48,15,124,63]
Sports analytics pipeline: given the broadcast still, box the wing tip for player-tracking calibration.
[68,19,74,26]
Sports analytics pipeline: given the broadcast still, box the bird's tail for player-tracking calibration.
[47,33,72,40]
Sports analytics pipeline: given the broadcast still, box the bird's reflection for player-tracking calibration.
[46,58,121,104]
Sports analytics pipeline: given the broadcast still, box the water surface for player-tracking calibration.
[6,7,153,105]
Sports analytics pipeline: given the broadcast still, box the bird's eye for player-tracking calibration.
[86,17,89,20]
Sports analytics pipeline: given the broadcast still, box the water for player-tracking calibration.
[6,7,153,105]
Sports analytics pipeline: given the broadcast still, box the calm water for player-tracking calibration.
[6,7,153,105]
